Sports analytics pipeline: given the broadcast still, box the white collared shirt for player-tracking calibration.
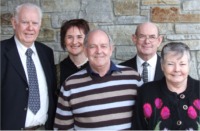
[15,36,48,127]
[136,54,158,82]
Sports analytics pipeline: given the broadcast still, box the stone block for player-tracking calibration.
[100,25,136,46]
[186,41,200,50]
[41,0,80,12]
[45,41,62,51]
[79,0,113,23]
[6,0,40,13]
[1,35,12,41]
[115,46,136,61]
[113,0,139,16]
[183,0,200,11]
[166,34,200,41]
[151,7,200,22]
[1,13,12,26]
[115,16,147,24]
[156,23,174,35]
[53,51,61,64]
[37,28,55,42]
[141,10,150,16]
[142,0,180,5]
[41,14,52,28]
[54,51,68,64]
[1,1,8,12]
[175,24,200,34]
[160,40,200,51]
[51,13,78,28]
[189,52,199,80]
[1,27,13,35]
[197,51,200,62]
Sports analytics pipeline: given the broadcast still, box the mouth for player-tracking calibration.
[171,74,181,77]
[71,45,81,49]
[94,55,105,58]
[143,46,152,49]
[25,33,34,38]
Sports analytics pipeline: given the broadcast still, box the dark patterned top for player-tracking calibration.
[57,56,88,88]
[133,76,200,130]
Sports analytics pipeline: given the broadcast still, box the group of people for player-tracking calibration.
[1,2,199,130]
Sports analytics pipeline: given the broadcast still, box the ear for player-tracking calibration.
[132,34,137,45]
[157,35,163,47]
[109,44,114,57]
[11,17,17,30]
[110,44,114,52]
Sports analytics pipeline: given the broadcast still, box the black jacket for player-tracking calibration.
[1,36,56,130]
[120,54,164,81]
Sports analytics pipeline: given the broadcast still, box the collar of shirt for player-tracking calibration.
[86,61,121,77]
[14,36,37,57]
[136,54,158,82]
[136,54,158,68]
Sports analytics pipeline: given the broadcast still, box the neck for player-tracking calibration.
[69,53,88,67]
[166,79,187,94]
[139,53,156,61]
[90,62,111,77]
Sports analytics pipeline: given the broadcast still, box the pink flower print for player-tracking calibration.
[143,103,152,118]
[160,106,170,120]
[193,99,200,110]
[187,106,197,119]
[155,98,163,109]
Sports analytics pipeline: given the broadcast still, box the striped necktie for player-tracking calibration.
[26,48,40,114]
[142,62,149,83]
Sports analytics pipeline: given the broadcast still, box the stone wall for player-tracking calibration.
[1,0,200,80]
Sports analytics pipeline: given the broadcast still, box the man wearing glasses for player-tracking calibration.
[120,22,164,83]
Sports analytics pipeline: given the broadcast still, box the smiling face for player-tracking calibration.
[65,26,85,56]
[132,23,162,61]
[12,6,41,47]
[161,51,190,86]
[84,30,113,73]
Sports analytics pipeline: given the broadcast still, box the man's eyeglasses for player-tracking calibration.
[137,35,159,42]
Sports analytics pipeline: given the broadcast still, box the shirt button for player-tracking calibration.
[177,120,182,125]
[180,94,185,99]
[183,105,188,110]
[26,88,28,91]
[24,108,27,111]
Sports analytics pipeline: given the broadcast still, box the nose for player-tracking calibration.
[27,22,33,30]
[174,64,180,71]
[72,37,78,44]
[96,46,102,53]
[144,37,151,43]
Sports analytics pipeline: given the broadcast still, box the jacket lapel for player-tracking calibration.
[132,56,138,71]
[35,43,51,88]
[154,55,164,81]
[5,38,28,84]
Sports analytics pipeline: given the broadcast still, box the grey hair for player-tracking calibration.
[13,3,42,23]
[84,29,114,47]
[161,42,191,64]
